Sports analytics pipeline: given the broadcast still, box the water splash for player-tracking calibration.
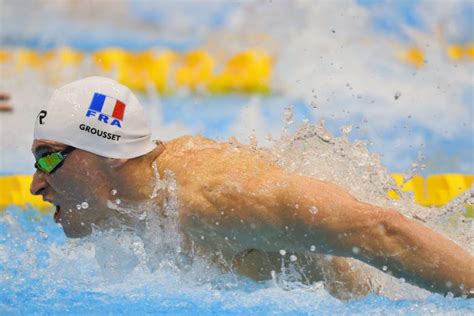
[268,112,473,249]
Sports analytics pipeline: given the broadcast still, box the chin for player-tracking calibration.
[62,225,92,239]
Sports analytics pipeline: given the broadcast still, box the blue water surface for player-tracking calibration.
[1,207,473,315]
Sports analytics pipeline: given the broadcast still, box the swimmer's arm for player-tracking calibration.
[277,175,474,297]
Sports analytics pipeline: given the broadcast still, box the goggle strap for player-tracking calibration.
[60,146,75,156]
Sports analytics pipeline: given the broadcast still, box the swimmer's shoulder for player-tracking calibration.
[163,135,217,149]
[159,135,279,167]
[156,135,222,171]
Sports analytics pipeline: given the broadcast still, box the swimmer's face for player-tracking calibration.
[30,139,115,238]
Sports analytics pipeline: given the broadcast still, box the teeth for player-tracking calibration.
[54,205,61,223]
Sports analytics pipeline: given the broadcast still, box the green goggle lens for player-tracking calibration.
[34,147,75,174]
[36,152,64,173]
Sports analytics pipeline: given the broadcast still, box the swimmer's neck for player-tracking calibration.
[105,142,166,206]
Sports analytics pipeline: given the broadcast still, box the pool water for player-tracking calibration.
[1,207,473,315]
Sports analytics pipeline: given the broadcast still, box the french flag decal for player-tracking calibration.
[86,92,126,128]
[89,92,125,120]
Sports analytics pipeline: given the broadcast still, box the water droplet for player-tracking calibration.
[249,133,257,149]
[382,265,388,271]
[352,246,360,254]
[394,91,401,100]
[115,199,121,205]
[81,202,89,209]
[76,204,81,210]
[111,189,117,196]
[290,255,298,262]
[310,100,318,109]
[310,245,316,252]
[283,107,294,124]
[309,206,319,214]
[331,29,336,33]
[340,125,352,134]
[295,204,299,209]
[201,235,205,240]
[215,221,219,226]
[224,236,229,241]
[279,249,287,256]
[39,230,48,239]
[80,222,85,226]
[271,270,276,280]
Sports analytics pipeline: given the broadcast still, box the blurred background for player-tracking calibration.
[0,0,473,176]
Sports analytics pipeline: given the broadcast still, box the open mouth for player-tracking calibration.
[54,205,62,223]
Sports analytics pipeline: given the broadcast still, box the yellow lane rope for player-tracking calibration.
[0,47,273,94]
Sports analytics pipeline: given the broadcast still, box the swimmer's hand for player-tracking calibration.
[0,92,13,112]
[0,92,9,101]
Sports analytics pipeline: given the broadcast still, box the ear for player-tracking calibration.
[145,142,166,162]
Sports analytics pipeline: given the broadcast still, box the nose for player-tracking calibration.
[30,170,48,196]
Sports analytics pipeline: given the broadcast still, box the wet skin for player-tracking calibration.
[30,138,370,299]
[31,136,474,298]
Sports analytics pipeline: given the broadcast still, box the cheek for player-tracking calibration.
[50,160,105,200]
[50,174,91,201]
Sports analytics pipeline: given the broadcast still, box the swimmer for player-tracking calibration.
[0,92,13,112]
[30,77,474,298]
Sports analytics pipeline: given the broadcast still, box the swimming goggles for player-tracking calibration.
[34,147,75,174]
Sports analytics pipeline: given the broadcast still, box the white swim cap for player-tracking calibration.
[34,76,156,159]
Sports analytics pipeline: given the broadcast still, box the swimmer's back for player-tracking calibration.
[156,135,288,252]
[157,135,285,189]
